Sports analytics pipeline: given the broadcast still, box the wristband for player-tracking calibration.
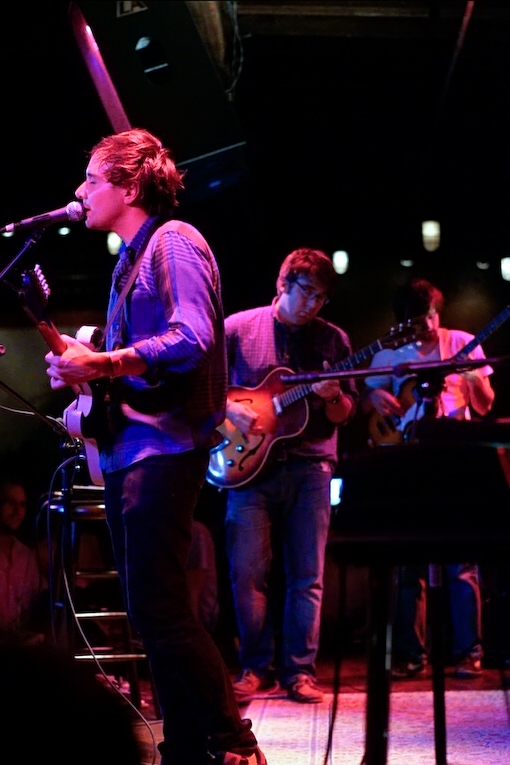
[106,353,122,378]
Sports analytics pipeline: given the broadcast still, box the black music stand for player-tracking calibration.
[283,358,510,765]
[328,438,510,765]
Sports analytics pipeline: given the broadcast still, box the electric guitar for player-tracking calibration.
[206,320,429,489]
[19,264,106,486]
[367,304,510,447]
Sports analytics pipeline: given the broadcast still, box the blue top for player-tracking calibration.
[100,217,227,473]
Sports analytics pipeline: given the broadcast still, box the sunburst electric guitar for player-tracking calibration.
[206,320,429,489]
[19,264,106,486]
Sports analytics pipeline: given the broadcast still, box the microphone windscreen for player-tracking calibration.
[66,201,85,222]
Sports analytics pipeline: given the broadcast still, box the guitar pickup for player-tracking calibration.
[273,395,283,416]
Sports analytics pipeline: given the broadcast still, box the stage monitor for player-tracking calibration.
[70,1,247,202]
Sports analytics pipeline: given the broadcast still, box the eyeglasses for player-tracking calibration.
[294,280,329,305]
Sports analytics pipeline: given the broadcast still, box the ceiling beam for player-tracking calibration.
[235,1,510,40]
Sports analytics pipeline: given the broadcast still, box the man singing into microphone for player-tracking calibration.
[43,127,268,765]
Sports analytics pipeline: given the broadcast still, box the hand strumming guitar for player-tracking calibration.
[225,398,264,437]
[364,387,405,420]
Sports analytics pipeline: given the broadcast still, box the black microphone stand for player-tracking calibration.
[0,224,86,648]
[280,355,510,384]
[401,369,444,443]
[0,227,49,282]
[392,370,448,765]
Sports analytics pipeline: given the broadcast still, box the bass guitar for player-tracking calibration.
[19,264,106,486]
[207,320,428,489]
[367,304,510,447]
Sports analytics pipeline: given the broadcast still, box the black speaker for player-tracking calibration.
[70,1,247,202]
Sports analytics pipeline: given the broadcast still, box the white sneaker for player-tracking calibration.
[215,746,268,764]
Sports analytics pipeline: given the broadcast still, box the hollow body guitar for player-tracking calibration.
[207,320,428,489]
[19,265,106,486]
[367,304,510,447]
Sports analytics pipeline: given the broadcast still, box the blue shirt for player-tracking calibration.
[100,218,227,473]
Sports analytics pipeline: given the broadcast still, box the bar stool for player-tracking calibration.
[40,484,161,717]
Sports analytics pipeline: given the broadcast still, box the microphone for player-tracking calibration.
[0,201,85,234]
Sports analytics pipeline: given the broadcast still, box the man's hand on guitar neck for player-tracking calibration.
[45,334,109,390]
[310,361,340,403]
[45,334,147,390]
[312,360,354,424]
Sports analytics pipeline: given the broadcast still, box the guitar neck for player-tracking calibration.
[452,305,510,360]
[35,320,68,355]
[277,337,386,410]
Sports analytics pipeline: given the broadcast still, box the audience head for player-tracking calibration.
[0,477,28,535]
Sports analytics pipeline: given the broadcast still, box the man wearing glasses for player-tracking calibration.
[220,247,358,704]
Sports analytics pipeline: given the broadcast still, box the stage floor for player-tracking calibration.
[116,647,510,765]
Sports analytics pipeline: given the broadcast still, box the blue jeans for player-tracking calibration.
[104,453,257,765]
[225,458,332,687]
[393,563,483,665]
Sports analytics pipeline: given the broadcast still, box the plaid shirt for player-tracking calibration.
[225,302,358,467]
[101,218,227,473]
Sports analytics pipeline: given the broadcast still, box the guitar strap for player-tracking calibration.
[98,219,212,351]
[98,251,144,350]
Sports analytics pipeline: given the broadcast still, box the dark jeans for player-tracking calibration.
[225,458,332,687]
[393,563,483,665]
[104,453,257,765]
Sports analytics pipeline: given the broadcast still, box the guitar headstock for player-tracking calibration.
[381,319,433,350]
[19,264,51,325]
[18,263,68,355]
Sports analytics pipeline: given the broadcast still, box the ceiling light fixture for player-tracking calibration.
[422,220,440,252]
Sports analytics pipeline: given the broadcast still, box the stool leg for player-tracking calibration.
[125,662,142,709]
[48,486,160,717]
